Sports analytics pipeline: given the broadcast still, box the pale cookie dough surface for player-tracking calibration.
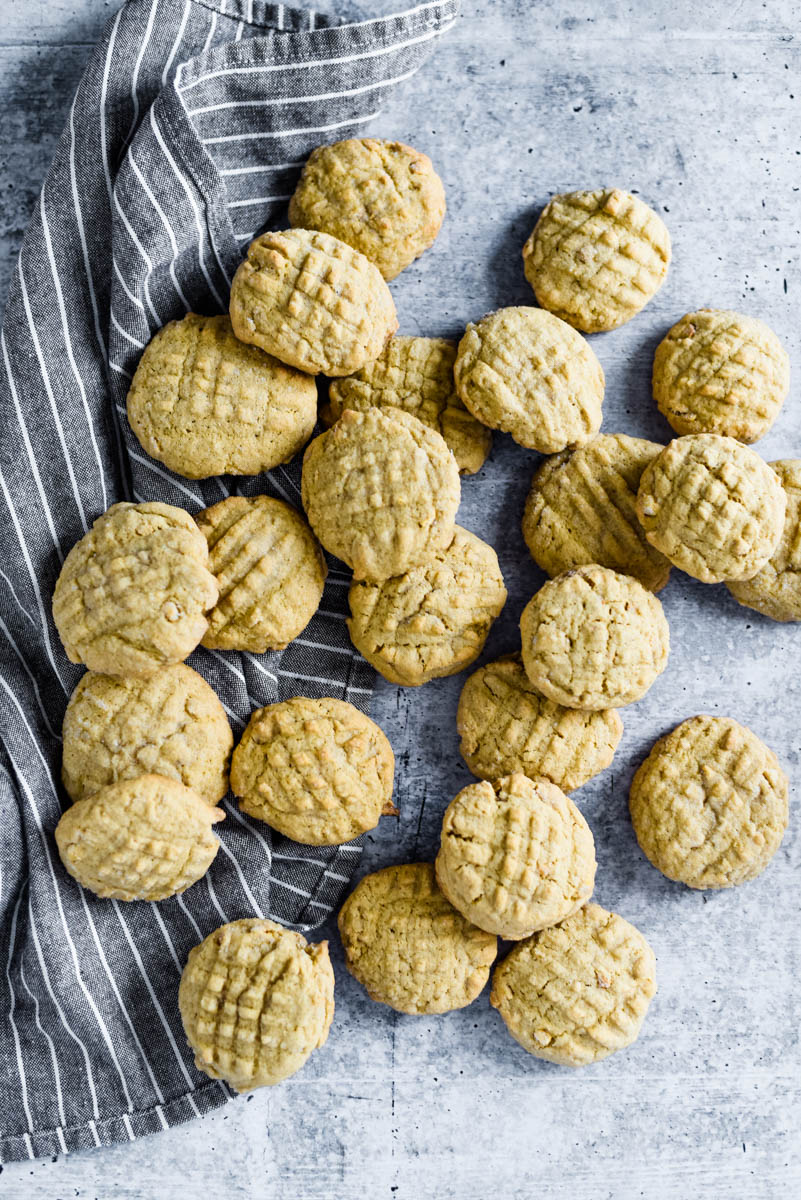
[522,188,671,332]
[727,460,801,621]
[61,665,232,805]
[196,495,327,653]
[347,525,507,686]
[126,314,318,479]
[179,918,334,1092]
[523,433,671,592]
[457,655,623,790]
[229,228,397,376]
[230,697,395,846]
[652,309,790,443]
[454,307,604,453]
[435,773,596,940]
[338,862,497,1015]
[325,335,491,475]
[636,434,786,583]
[288,138,446,281]
[520,565,670,710]
[491,903,657,1066]
[55,775,223,902]
[52,502,219,678]
[301,407,460,582]
[629,715,789,889]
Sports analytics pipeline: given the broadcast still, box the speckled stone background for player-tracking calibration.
[1,1,800,1196]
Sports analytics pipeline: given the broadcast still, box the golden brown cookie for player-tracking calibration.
[179,918,334,1091]
[457,655,622,790]
[491,903,657,1066]
[55,775,223,901]
[301,407,460,582]
[196,495,327,653]
[726,460,801,621]
[523,434,671,592]
[347,526,506,686]
[522,188,671,332]
[520,565,669,710]
[652,309,790,443]
[61,665,232,805]
[230,697,395,845]
[338,863,497,1015]
[52,502,218,678]
[325,336,491,475]
[126,314,318,479]
[629,715,789,889]
[454,307,604,453]
[636,434,786,583]
[229,228,397,376]
[288,138,445,280]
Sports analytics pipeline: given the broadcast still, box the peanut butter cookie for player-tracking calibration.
[726,460,801,621]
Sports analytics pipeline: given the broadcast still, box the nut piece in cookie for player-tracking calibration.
[726,460,801,621]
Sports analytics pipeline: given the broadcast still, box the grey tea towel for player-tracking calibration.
[0,0,458,1162]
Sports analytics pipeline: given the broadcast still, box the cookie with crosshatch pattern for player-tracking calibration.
[726,460,801,621]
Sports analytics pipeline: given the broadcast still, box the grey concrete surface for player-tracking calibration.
[1,1,800,1196]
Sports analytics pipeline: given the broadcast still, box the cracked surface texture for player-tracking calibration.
[636,433,786,582]
[178,919,334,1092]
[629,715,789,889]
[522,188,671,332]
[337,863,497,1015]
[726,460,801,620]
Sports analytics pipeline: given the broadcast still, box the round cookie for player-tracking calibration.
[636,434,786,583]
[61,665,232,805]
[727,460,801,621]
[126,314,318,479]
[629,715,788,889]
[435,774,597,940]
[229,228,397,376]
[55,775,223,901]
[347,526,507,686]
[230,697,395,846]
[179,918,334,1091]
[457,655,623,790]
[325,336,491,475]
[196,495,327,653]
[523,434,671,592]
[522,188,671,332]
[652,309,790,443]
[338,862,497,1015]
[288,138,446,280]
[491,903,657,1066]
[52,502,218,678]
[520,565,670,711]
[454,307,604,453]
[301,407,460,582]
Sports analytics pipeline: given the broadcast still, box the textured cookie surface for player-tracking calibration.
[326,336,491,474]
[629,715,788,889]
[520,565,669,710]
[62,665,233,805]
[230,697,395,845]
[289,138,446,280]
[347,526,506,686]
[636,434,786,583]
[55,775,223,901]
[523,434,671,591]
[522,188,671,332]
[435,774,596,940]
[457,655,622,790]
[127,314,318,479]
[727,460,801,621]
[454,307,604,453]
[196,495,326,653]
[491,903,657,1066]
[302,407,460,581]
[179,918,334,1091]
[52,502,218,678]
[653,309,790,442]
[229,228,397,375]
[338,863,497,1014]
